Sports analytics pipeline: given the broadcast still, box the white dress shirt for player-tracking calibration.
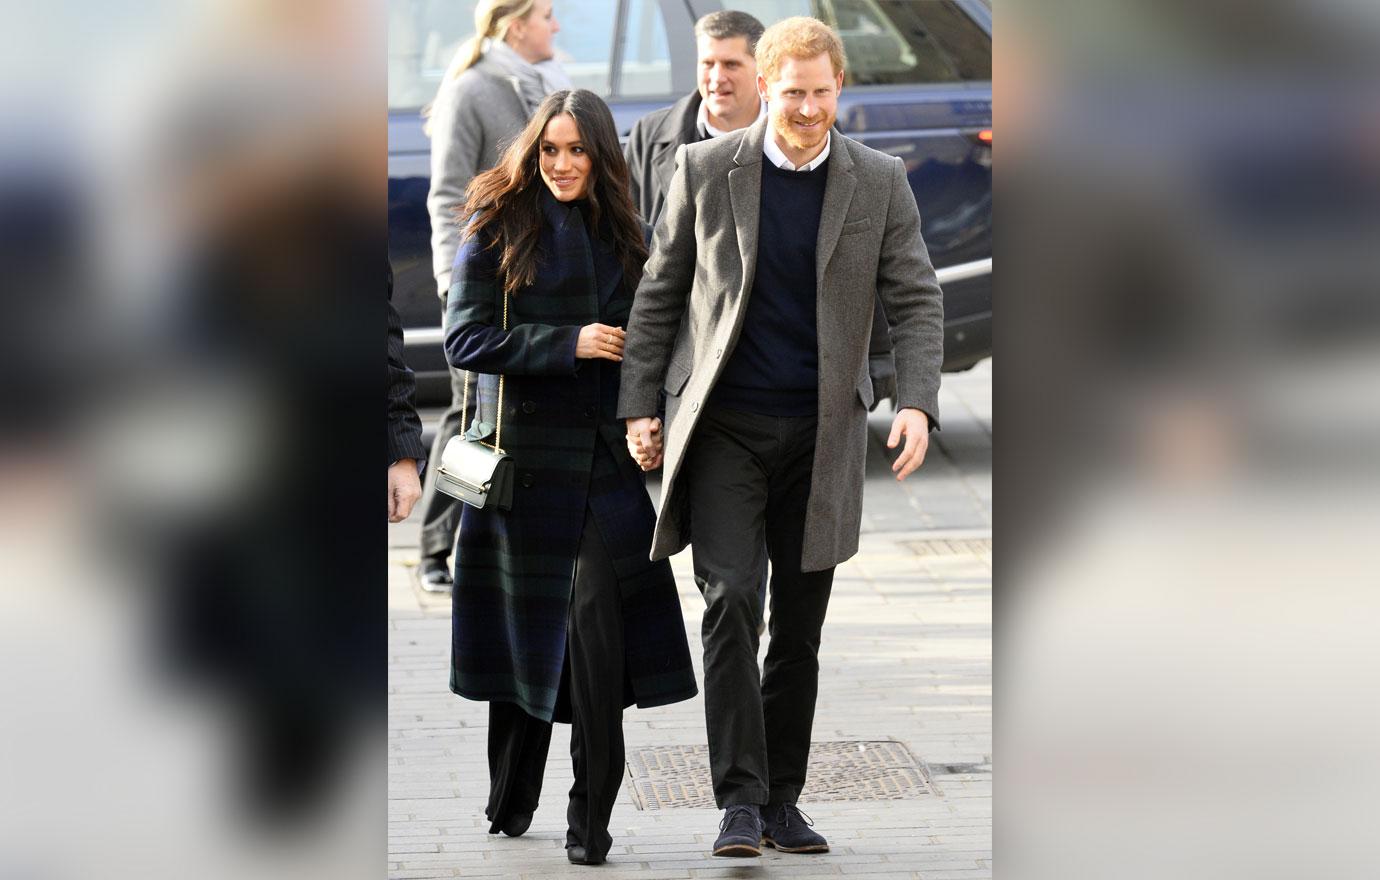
[697,97,767,139]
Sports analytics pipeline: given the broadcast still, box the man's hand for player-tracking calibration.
[625,417,664,471]
[886,409,930,481]
[388,459,423,522]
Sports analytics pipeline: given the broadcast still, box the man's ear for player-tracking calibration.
[835,70,845,94]
[757,74,769,104]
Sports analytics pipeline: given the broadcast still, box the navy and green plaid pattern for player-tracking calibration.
[443,193,697,723]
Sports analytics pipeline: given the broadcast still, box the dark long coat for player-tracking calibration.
[624,91,700,228]
[443,191,698,724]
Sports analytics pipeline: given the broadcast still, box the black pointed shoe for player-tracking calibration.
[761,803,829,853]
[712,804,763,857]
[501,810,532,837]
[566,844,605,865]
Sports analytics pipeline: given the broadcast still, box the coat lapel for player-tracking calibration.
[728,117,767,299]
[814,134,857,281]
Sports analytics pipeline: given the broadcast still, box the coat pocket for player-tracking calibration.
[840,216,872,236]
[664,358,692,396]
[856,374,875,409]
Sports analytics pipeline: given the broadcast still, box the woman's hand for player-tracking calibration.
[625,417,664,471]
[576,323,625,361]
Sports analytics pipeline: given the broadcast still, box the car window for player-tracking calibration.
[726,1,815,28]
[725,1,989,86]
[388,0,616,111]
[823,0,991,85]
[618,0,674,97]
[558,4,618,93]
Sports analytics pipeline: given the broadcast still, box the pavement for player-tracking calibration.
[388,359,991,879]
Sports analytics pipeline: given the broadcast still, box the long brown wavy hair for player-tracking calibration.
[459,89,648,298]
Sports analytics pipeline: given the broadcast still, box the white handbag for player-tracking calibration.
[434,289,514,510]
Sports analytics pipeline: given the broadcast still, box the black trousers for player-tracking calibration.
[484,701,551,833]
[482,507,625,860]
[563,506,626,861]
[684,405,836,808]
[418,366,468,562]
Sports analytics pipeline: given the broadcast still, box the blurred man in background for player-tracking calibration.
[625,10,766,229]
[388,264,426,523]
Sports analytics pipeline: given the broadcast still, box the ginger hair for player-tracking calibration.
[755,16,846,82]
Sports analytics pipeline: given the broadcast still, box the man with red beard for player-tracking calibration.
[618,16,945,859]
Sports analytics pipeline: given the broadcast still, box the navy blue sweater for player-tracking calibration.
[710,156,829,416]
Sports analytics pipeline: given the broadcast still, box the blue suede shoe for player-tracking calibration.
[712,804,763,857]
[762,803,829,853]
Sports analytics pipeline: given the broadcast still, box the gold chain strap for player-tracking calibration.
[495,288,507,452]
[459,287,509,455]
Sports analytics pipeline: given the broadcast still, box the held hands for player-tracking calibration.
[625,417,664,471]
[576,323,625,361]
[887,408,931,481]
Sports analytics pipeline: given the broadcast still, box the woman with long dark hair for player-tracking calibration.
[418,0,564,593]
[443,89,697,866]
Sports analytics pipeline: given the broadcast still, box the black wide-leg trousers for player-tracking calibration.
[481,506,625,860]
[484,700,551,833]
[684,405,836,808]
[485,700,549,838]
[563,506,626,861]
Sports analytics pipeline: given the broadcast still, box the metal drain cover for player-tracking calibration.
[625,740,936,810]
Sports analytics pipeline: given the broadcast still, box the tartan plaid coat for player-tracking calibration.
[442,190,698,724]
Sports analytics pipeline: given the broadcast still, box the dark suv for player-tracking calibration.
[389,0,991,403]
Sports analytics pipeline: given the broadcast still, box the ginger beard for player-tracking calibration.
[759,52,843,158]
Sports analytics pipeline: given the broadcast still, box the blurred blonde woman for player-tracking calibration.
[417,0,564,592]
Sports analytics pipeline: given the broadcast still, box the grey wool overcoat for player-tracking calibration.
[616,117,946,573]
[426,56,530,296]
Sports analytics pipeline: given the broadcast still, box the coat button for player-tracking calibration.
[690,401,699,412]
[716,348,723,358]
[520,473,534,488]
[522,401,536,414]
[584,406,596,419]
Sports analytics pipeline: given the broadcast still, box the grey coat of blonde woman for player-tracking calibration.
[425,54,530,296]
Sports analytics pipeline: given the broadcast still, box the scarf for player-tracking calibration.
[484,39,551,115]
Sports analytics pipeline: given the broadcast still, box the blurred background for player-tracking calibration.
[3,0,1380,877]
[2,0,384,878]
[996,0,1380,877]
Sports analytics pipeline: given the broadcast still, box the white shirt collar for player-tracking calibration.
[763,117,831,171]
[696,97,767,139]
